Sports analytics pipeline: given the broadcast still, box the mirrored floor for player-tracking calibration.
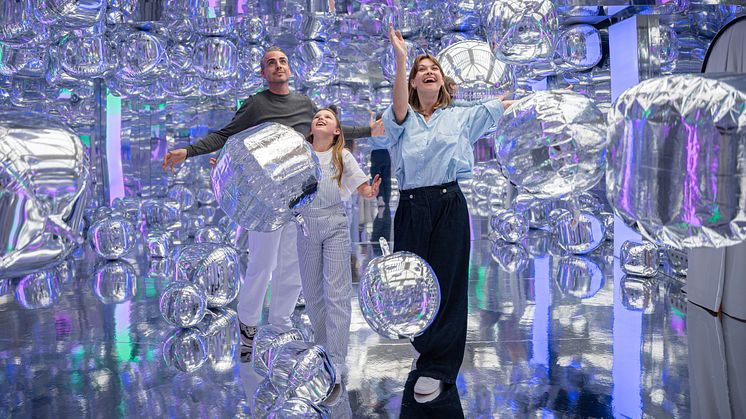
[1,216,737,418]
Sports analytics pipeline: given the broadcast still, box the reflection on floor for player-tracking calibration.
[1,216,732,418]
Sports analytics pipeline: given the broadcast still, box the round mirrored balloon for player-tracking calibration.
[167,185,196,211]
[486,0,558,64]
[194,227,223,244]
[512,194,552,229]
[607,74,746,248]
[193,37,237,80]
[182,213,207,237]
[167,42,194,72]
[495,91,607,199]
[552,211,605,255]
[269,341,336,404]
[0,0,36,45]
[437,40,514,96]
[115,30,167,82]
[490,210,529,243]
[15,268,63,309]
[620,276,657,314]
[56,33,110,78]
[620,241,660,278]
[142,199,180,228]
[147,229,173,258]
[359,238,440,340]
[252,325,307,378]
[553,256,604,299]
[174,243,240,307]
[160,281,206,328]
[490,241,529,273]
[112,196,142,224]
[556,24,602,71]
[35,0,105,29]
[193,308,240,373]
[0,111,89,277]
[294,41,336,86]
[0,44,47,78]
[163,328,208,373]
[87,217,137,260]
[269,397,327,418]
[92,260,137,304]
[211,123,321,232]
[237,16,265,44]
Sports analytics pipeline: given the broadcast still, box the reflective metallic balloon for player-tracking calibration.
[160,281,206,328]
[55,33,110,78]
[495,91,607,199]
[620,241,660,278]
[111,197,142,224]
[167,184,196,211]
[381,38,418,81]
[553,256,604,299]
[193,308,240,373]
[269,341,336,405]
[163,328,208,373]
[512,194,551,229]
[87,217,137,260]
[253,379,282,418]
[237,16,265,44]
[486,0,558,64]
[142,199,180,228]
[92,260,137,304]
[167,42,194,72]
[490,241,529,273]
[211,123,321,232]
[607,74,746,248]
[620,276,657,314]
[182,213,207,237]
[599,212,614,241]
[552,211,605,255]
[574,192,603,214]
[437,40,514,97]
[0,0,36,45]
[269,397,327,418]
[114,30,168,82]
[196,189,216,206]
[659,24,679,72]
[0,111,89,277]
[35,0,105,29]
[290,310,315,343]
[252,325,307,378]
[556,24,602,71]
[15,267,64,309]
[0,44,47,77]
[298,12,334,41]
[294,41,336,87]
[193,37,238,81]
[490,210,529,243]
[174,243,240,307]
[194,227,223,244]
[359,238,440,340]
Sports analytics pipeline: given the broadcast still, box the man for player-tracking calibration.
[163,47,384,359]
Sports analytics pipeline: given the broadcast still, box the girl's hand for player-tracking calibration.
[388,24,407,60]
[369,110,385,137]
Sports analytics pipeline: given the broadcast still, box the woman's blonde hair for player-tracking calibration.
[306,107,345,188]
[408,54,453,113]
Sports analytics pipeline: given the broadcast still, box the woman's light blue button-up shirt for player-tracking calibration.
[372,99,505,190]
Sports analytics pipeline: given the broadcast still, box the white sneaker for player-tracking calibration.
[414,377,442,403]
[322,381,343,407]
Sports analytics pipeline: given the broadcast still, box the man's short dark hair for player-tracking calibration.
[261,46,287,70]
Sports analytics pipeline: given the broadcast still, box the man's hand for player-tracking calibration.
[162,149,187,172]
[369,110,385,137]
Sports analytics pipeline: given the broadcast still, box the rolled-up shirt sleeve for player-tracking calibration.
[370,104,409,150]
[464,99,505,144]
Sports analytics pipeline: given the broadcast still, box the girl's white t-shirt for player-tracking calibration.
[315,148,369,202]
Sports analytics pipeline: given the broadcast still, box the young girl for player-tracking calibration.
[371,25,513,403]
[297,108,381,403]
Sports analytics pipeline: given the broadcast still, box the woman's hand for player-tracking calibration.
[388,24,407,60]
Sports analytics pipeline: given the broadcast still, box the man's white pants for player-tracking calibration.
[238,223,302,327]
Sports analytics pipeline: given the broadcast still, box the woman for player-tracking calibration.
[372,25,513,403]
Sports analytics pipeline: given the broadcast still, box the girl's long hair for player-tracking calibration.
[306,107,345,188]
[408,54,453,113]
